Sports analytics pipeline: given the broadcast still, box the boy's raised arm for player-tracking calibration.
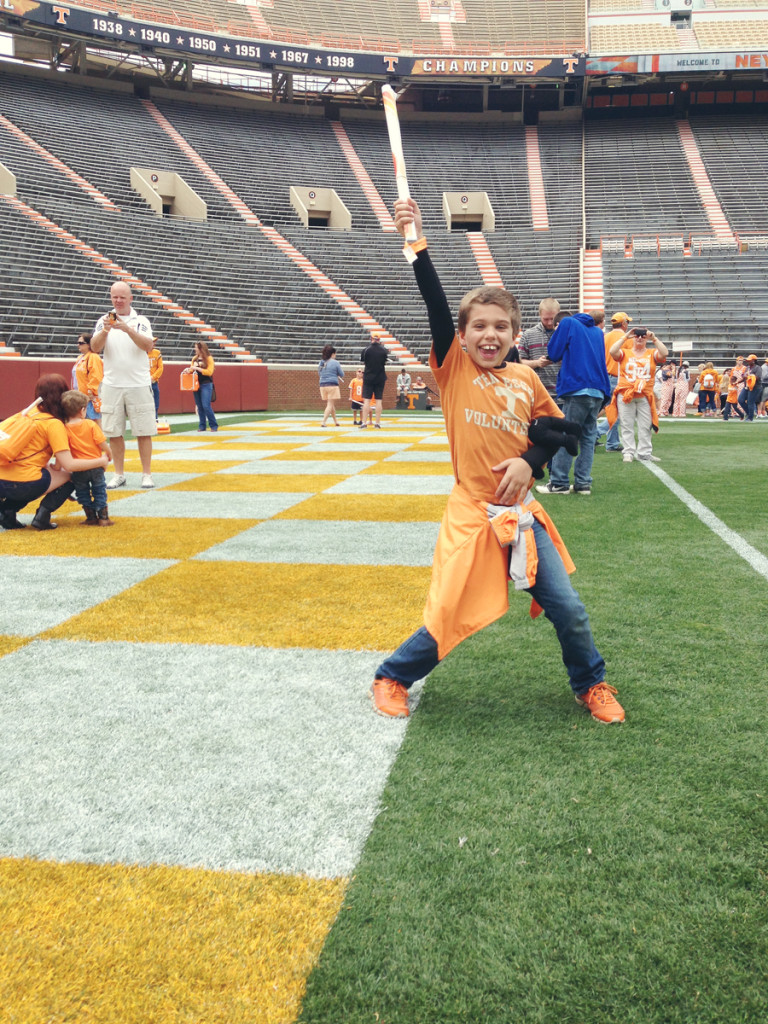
[394,199,455,366]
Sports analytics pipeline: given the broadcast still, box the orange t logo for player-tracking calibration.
[52,5,71,24]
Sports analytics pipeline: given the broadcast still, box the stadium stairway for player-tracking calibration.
[582,249,605,311]
[525,127,550,232]
[676,121,735,243]
[329,122,397,233]
[0,113,118,212]
[465,232,504,286]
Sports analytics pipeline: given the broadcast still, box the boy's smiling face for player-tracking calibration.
[459,302,514,369]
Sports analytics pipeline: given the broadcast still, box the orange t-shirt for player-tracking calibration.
[430,337,561,503]
[0,409,69,482]
[698,369,719,391]
[349,378,364,403]
[615,347,664,400]
[66,418,106,460]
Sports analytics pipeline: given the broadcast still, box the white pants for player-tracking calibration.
[617,397,652,459]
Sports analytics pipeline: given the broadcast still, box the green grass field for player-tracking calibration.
[299,421,768,1024]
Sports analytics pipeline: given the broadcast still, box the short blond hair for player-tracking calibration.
[458,286,520,334]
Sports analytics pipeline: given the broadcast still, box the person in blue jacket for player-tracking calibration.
[536,310,611,497]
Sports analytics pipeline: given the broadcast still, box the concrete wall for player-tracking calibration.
[0,360,268,419]
[0,360,439,417]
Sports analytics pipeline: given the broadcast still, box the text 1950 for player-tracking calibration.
[188,36,217,52]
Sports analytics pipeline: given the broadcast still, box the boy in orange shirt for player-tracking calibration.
[61,390,114,525]
[349,368,365,426]
[369,198,624,725]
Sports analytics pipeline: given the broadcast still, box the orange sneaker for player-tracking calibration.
[370,678,410,718]
[576,683,625,723]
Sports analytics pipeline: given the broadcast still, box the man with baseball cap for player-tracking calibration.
[739,353,763,422]
[601,312,634,451]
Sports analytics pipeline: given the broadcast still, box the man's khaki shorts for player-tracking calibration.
[101,384,157,438]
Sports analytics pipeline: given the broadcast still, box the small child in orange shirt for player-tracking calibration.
[349,368,365,426]
[61,390,114,525]
[723,374,745,421]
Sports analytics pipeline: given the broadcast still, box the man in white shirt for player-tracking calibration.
[396,369,412,407]
[91,281,156,488]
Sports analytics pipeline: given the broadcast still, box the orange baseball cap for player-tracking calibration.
[747,353,758,361]
[611,312,632,324]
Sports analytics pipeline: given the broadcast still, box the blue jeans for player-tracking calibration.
[549,393,603,491]
[606,375,621,449]
[376,519,605,696]
[739,385,762,421]
[71,468,107,510]
[194,380,218,430]
[699,390,717,414]
[151,381,160,416]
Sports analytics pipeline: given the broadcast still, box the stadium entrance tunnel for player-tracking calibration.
[443,192,495,232]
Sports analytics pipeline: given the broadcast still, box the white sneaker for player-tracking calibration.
[638,454,661,463]
[623,454,633,463]
[141,474,154,488]
[106,474,126,489]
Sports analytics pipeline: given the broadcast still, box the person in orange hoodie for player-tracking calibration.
[369,197,624,725]
[61,390,114,525]
[696,362,720,417]
[607,326,668,463]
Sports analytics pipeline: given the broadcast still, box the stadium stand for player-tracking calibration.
[584,117,712,245]
[588,22,683,54]
[2,57,768,363]
[76,0,585,54]
[689,114,768,237]
[694,18,768,51]
[601,249,768,359]
[447,1,585,53]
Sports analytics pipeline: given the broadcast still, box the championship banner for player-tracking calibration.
[0,1,585,78]
[409,56,583,77]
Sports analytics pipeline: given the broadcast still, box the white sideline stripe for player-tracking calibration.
[645,464,768,580]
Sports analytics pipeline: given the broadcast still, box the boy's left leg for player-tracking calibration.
[526,521,624,722]
[91,471,108,517]
[372,626,440,717]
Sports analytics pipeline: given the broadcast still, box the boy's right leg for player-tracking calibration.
[371,626,440,717]
[525,521,623,723]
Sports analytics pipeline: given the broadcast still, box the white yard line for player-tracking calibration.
[643,463,768,580]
